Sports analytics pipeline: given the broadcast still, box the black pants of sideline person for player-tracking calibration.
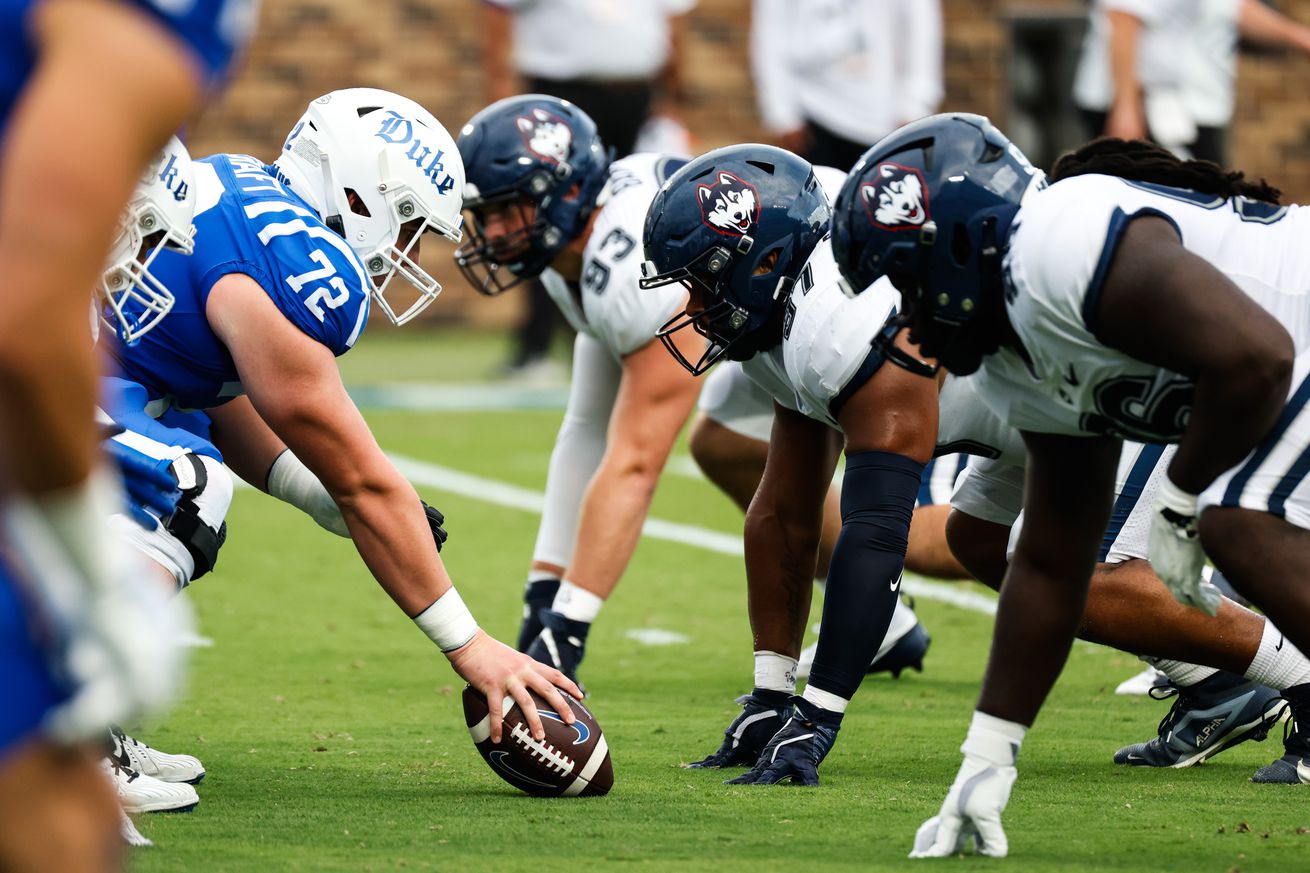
[1080,109,1227,167]
[803,119,875,174]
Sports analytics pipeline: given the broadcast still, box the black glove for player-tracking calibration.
[421,500,448,552]
[686,688,793,769]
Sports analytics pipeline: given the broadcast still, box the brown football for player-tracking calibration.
[461,685,613,797]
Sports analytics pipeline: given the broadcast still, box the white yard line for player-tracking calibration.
[385,453,996,617]
[231,448,996,617]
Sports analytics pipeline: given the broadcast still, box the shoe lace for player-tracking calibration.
[1148,683,1186,740]
[106,758,141,784]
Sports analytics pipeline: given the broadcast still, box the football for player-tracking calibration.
[461,685,613,797]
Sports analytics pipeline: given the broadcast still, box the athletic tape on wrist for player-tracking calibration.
[413,587,479,652]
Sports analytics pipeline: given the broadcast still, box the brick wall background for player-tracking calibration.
[191,0,1310,325]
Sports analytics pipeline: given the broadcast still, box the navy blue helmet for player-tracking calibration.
[640,145,830,375]
[831,113,1045,375]
[455,95,612,294]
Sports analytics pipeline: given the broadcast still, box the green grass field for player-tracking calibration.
[129,327,1309,872]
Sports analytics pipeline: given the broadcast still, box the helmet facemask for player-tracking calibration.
[98,139,197,345]
[454,174,566,295]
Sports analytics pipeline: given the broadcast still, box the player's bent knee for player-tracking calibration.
[112,452,232,588]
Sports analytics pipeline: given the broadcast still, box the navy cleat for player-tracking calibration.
[685,688,792,769]
[1113,671,1286,768]
[868,621,931,679]
[525,608,588,689]
[1251,684,1310,784]
[515,578,561,652]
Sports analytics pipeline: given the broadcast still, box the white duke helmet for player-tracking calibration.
[98,135,196,345]
[274,88,465,325]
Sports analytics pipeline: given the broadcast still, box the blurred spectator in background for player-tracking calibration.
[1074,0,1310,164]
[750,0,942,172]
[481,0,696,380]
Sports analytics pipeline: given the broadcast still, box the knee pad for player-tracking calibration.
[165,454,233,582]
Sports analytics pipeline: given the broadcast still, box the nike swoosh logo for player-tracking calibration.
[891,572,902,592]
[538,709,590,745]
[490,751,556,788]
[1276,636,1285,652]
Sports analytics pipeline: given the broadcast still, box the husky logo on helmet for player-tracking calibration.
[516,108,572,165]
[860,163,929,230]
[697,171,759,236]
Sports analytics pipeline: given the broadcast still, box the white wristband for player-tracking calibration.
[413,588,479,652]
[961,710,1027,767]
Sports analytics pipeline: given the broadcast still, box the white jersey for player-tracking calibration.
[540,153,689,358]
[977,173,1310,442]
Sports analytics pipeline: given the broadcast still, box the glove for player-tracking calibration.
[1148,477,1219,616]
[910,712,1023,859]
[2,468,192,744]
[102,432,182,530]
[685,688,792,769]
[725,695,841,786]
[421,500,448,552]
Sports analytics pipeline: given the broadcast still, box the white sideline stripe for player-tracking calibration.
[348,383,570,412]
[231,453,996,618]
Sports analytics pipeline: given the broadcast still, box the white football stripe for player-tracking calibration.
[562,734,609,797]
[466,695,515,745]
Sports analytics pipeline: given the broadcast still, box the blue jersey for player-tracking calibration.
[0,0,256,136]
[108,154,373,413]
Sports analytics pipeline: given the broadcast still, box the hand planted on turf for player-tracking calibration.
[686,688,792,768]
[910,753,1017,858]
[1148,478,1219,616]
[446,630,583,744]
[725,696,841,786]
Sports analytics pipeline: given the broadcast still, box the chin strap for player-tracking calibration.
[873,313,938,379]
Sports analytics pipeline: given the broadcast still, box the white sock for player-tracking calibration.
[802,684,849,714]
[552,580,604,623]
[1246,620,1310,691]
[528,569,558,584]
[754,651,797,693]
[1145,658,1219,688]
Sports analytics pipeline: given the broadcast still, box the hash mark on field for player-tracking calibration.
[625,629,691,646]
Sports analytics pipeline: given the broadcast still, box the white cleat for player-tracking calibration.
[1115,666,1170,697]
[111,726,205,784]
[103,758,199,814]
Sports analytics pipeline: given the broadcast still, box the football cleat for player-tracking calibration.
[869,621,931,678]
[111,726,205,784]
[796,620,931,681]
[684,689,792,769]
[1114,665,1171,696]
[103,757,199,813]
[515,578,561,653]
[525,608,589,688]
[1113,671,1286,768]
[726,696,843,786]
[1251,685,1310,784]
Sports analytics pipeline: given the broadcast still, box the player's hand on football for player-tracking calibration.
[1148,477,1220,616]
[446,630,583,743]
[910,754,1016,859]
[725,696,841,786]
[685,688,792,769]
